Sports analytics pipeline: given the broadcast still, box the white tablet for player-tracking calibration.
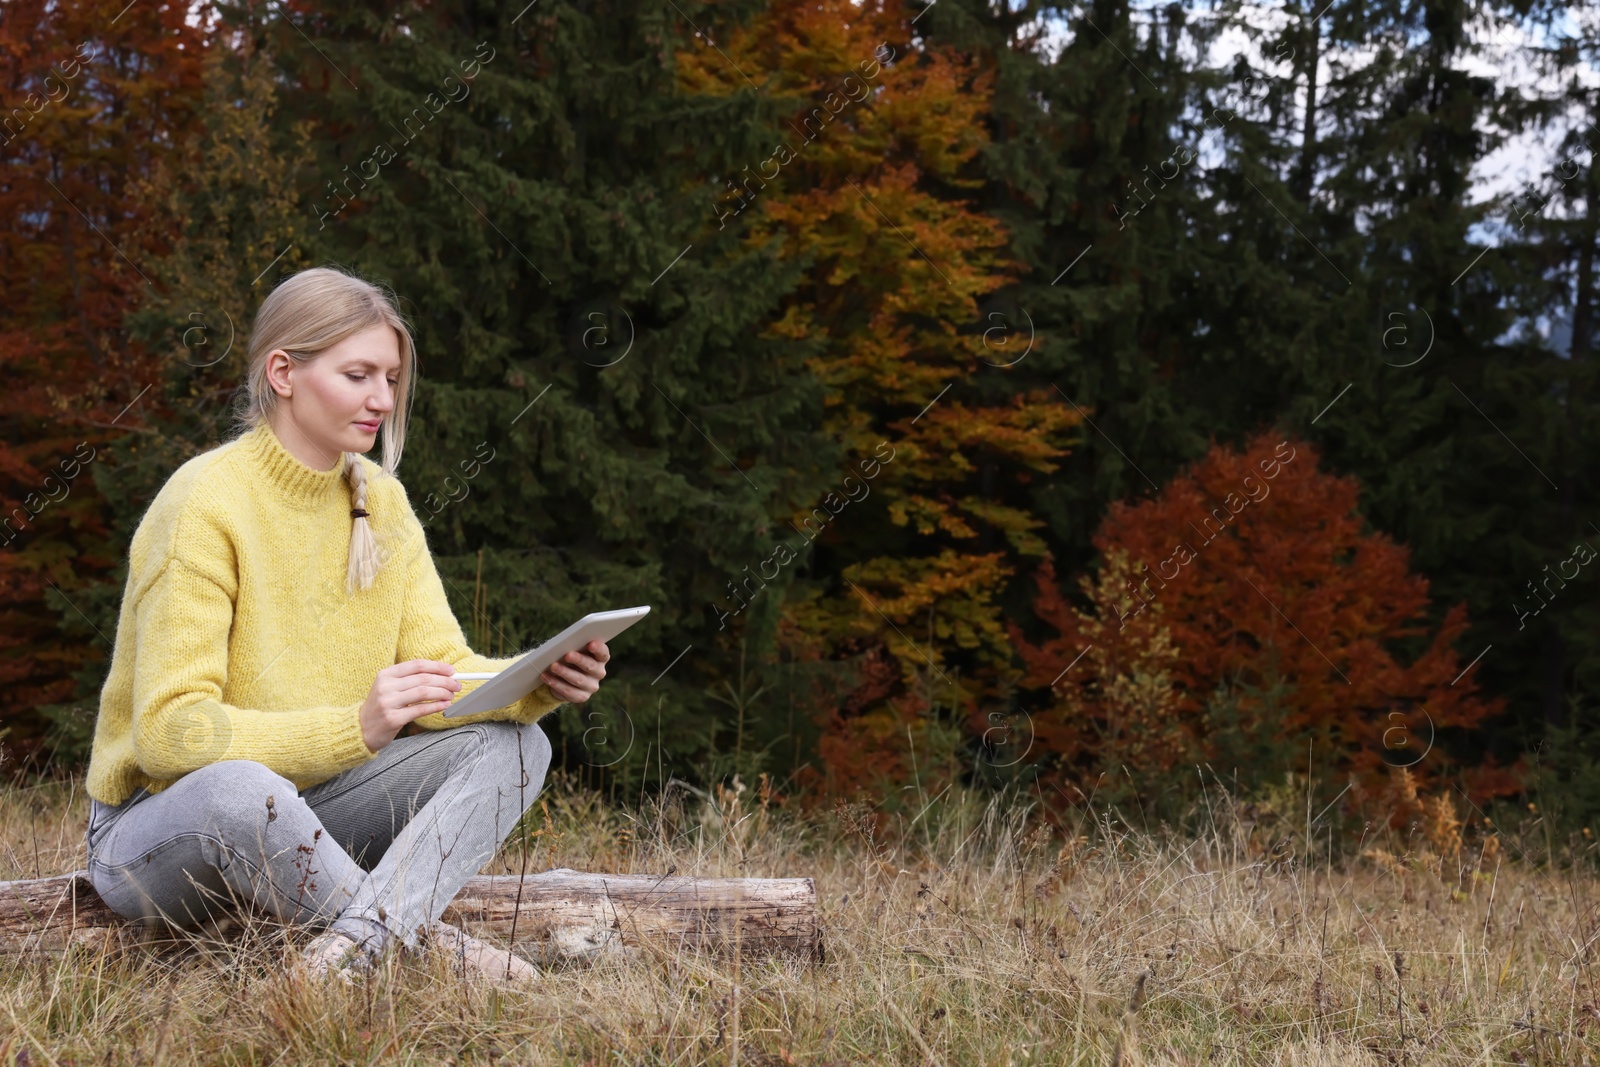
[441,605,652,718]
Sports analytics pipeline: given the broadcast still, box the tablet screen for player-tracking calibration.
[442,606,651,719]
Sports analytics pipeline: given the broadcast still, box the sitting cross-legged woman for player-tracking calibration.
[81,265,609,982]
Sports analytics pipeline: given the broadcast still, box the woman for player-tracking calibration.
[81,265,609,982]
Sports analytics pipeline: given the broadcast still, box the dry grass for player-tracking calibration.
[1,769,1597,1066]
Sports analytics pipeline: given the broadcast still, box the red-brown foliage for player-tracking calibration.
[0,0,206,765]
[1010,431,1514,809]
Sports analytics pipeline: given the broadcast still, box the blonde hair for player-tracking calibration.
[235,265,417,594]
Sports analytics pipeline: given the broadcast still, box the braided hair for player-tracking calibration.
[236,265,418,593]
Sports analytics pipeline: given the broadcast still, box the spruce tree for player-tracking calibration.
[920,0,1544,791]
[239,0,831,795]
[1267,0,1562,771]
[1483,1,1600,818]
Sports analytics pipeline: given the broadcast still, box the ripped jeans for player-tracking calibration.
[84,720,550,955]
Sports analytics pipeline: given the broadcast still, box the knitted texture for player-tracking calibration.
[84,420,565,806]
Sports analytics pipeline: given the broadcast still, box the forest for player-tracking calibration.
[2,0,1596,847]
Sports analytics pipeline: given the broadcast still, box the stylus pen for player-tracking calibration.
[452,672,501,680]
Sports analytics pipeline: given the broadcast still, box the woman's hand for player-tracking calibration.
[540,640,609,703]
[360,658,463,752]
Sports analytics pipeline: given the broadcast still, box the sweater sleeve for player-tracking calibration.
[131,556,377,785]
[393,529,567,730]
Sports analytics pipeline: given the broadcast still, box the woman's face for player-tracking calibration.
[267,324,402,471]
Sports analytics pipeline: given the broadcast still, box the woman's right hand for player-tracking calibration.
[359,659,462,753]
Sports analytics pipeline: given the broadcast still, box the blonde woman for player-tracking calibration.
[81,265,609,982]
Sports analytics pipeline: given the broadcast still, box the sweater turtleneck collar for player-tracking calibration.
[239,419,348,509]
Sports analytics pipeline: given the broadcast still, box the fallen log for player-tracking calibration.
[0,868,822,964]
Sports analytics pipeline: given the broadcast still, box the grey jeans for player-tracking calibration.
[84,719,551,955]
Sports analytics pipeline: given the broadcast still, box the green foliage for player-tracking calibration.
[14,0,1600,819]
[240,0,841,786]
[916,0,1597,812]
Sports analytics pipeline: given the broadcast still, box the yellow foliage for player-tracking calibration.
[1048,549,1190,773]
[677,0,1081,793]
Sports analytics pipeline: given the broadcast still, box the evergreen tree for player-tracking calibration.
[1275,0,1570,772]
[922,0,1553,793]
[239,0,832,797]
[1484,0,1600,824]
[11,0,1595,822]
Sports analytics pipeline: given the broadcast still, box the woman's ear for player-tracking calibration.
[265,349,295,398]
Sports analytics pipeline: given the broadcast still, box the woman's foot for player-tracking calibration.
[423,919,538,984]
[291,928,378,984]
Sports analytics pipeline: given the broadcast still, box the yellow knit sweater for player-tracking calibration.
[84,419,565,806]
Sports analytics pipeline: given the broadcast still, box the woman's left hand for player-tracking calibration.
[540,639,609,703]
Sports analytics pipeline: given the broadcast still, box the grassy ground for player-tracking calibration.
[0,769,1595,1066]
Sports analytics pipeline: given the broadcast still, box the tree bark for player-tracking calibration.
[1292,9,1320,205]
[0,867,822,963]
[1547,105,1598,729]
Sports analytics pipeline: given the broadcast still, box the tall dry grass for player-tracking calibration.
[0,767,1595,1065]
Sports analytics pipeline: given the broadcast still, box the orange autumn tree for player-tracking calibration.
[676,0,1079,805]
[1010,431,1511,815]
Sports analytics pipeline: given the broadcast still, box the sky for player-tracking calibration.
[1014,0,1600,211]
